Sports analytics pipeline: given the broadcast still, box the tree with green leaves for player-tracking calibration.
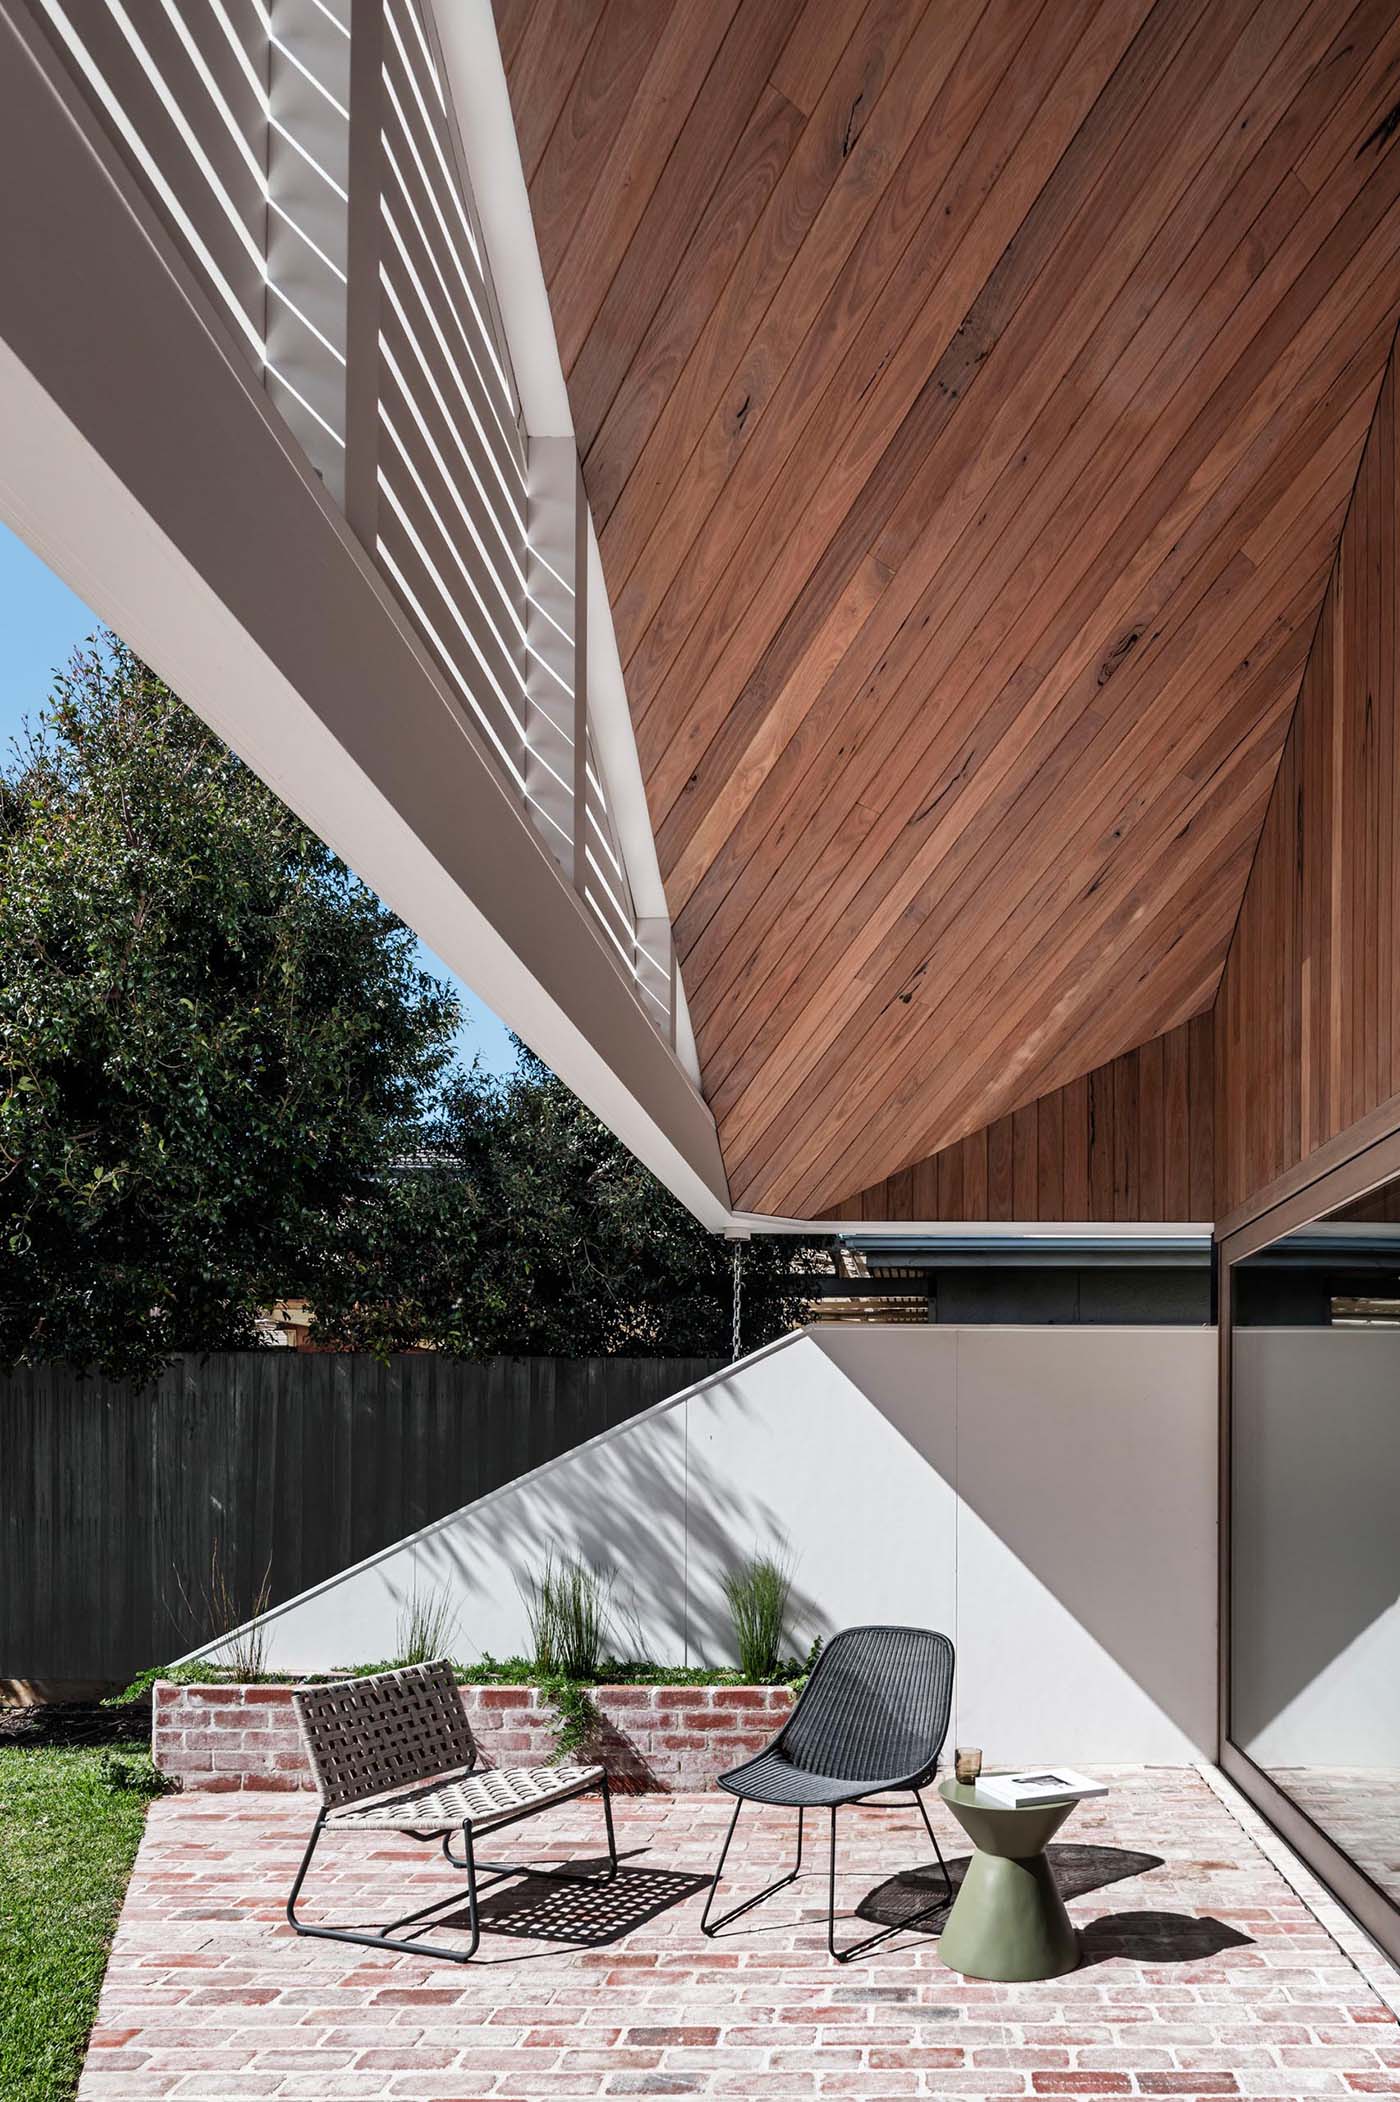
[1,636,823,1379]
[0,637,458,1381]
[311,1051,823,1358]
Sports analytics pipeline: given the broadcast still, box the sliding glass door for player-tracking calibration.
[1225,1174,1400,1954]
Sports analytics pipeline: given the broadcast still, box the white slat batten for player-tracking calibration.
[26,0,678,1053]
[267,0,349,493]
[524,437,580,884]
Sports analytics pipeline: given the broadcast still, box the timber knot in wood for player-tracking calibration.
[909,752,972,827]
[858,351,891,402]
[1358,99,1400,157]
[1096,626,1142,687]
[889,961,928,1011]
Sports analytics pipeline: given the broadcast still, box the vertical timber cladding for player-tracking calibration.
[497,0,1400,1216]
[831,1017,1214,1223]
[1215,332,1400,1224]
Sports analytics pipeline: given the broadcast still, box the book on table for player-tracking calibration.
[975,1768,1108,1809]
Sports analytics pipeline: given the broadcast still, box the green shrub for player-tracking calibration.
[723,1553,793,1680]
[97,1750,173,1799]
[534,1674,602,1764]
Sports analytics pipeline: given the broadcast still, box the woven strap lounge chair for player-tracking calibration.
[285,1658,615,1962]
[701,1623,954,1961]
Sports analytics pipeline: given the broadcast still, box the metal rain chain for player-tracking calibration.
[730,1239,743,1363]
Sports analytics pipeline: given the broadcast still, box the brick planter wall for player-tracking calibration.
[152,1681,795,1793]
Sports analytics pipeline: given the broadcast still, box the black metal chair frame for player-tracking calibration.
[701,1624,955,1962]
[284,1661,617,1963]
[286,1768,617,1962]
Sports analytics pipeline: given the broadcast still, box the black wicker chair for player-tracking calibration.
[701,1624,954,1961]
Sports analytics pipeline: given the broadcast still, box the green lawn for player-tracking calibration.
[0,1733,155,2102]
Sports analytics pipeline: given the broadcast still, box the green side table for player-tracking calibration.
[937,1778,1081,1981]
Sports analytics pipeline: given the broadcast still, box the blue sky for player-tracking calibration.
[0,521,519,1078]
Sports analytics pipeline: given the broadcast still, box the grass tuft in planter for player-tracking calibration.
[723,1553,793,1681]
[395,1581,458,1666]
[523,1554,611,1680]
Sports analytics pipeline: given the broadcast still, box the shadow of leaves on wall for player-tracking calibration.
[418,1367,825,1664]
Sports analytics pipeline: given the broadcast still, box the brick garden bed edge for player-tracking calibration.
[152,1680,795,1793]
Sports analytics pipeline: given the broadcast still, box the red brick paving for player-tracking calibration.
[79,1767,1400,2099]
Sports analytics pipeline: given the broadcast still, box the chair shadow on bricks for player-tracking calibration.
[426,1857,711,1950]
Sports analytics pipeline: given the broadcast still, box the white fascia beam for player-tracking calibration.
[432,0,702,1085]
[0,1,730,1230]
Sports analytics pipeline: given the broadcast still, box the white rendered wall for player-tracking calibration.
[1232,1329,1400,1768]
[202,1326,1218,1762]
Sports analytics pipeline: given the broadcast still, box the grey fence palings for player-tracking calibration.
[0,1353,720,1684]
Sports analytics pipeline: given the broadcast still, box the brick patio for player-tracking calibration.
[80,1766,1400,2100]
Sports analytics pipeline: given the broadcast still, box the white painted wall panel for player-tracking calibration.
[209,1326,1217,1761]
[682,1332,958,1664]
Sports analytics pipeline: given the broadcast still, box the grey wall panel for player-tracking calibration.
[1232,1329,1400,1767]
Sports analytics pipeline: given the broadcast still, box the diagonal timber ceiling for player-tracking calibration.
[496,0,1400,1218]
